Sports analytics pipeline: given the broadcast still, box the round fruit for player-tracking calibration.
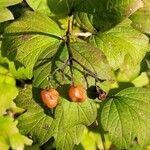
[40,89,59,108]
[68,84,87,102]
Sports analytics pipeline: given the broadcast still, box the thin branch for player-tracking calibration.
[66,15,74,84]
[72,58,105,82]
[47,68,60,89]
[60,58,71,80]
[83,72,89,88]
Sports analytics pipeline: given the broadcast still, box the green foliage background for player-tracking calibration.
[0,0,150,150]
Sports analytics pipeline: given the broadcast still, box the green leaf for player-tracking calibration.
[74,13,97,33]
[25,0,81,17]
[74,128,97,150]
[25,0,51,16]
[132,72,149,87]
[0,116,32,150]
[71,42,115,81]
[130,0,150,34]
[15,85,55,145]
[0,0,22,23]
[0,65,18,115]
[100,87,150,148]
[15,85,97,149]
[33,41,114,89]
[75,0,143,32]
[116,64,141,82]
[91,19,149,81]
[0,0,22,8]
[25,145,40,150]
[0,55,31,79]
[0,8,14,23]
[33,42,71,89]
[2,11,63,79]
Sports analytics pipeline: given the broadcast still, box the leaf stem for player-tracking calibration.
[66,15,74,84]
[65,16,105,85]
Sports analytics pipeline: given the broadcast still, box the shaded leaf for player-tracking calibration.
[33,42,68,89]
[75,0,143,32]
[25,0,81,17]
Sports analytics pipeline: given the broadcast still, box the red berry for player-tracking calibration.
[40,89,59,108]
[68,84,87,102]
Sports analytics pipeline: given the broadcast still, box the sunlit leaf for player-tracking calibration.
[0,116,32,150]
[2,11,63,79]
[15,85,97,149]
[100,87,150,148]
[130,0,150,34]
[91,19,149,81]
[0,65,18,115]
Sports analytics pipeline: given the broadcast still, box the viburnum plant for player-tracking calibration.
[0,0,150,150]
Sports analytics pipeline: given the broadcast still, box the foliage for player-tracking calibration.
[0,115,32,150]
[0,0,22,23]
[0,0,150,150]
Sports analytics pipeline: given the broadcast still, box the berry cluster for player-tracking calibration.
[40,84,86,109]
[40,16,107,109]
[40,84,107,109]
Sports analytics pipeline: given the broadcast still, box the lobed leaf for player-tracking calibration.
[0,116,32,150]
[100,87,150,148]
[0,0,22,8]
[91,19,149,81]
[0,0,22,23]
[15,85,97,149]
[130,0,150,34]
[71,42,115,81]
[33,41,114,89]
[0,65,18,115]
[0,8,14,23]
[33,42,68,89]
[1,11,63,79]
[75,0,143,32]
[25,0,81,17]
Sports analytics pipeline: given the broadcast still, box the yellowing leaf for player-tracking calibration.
[0,65,18,115]
[0,116,32,150]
